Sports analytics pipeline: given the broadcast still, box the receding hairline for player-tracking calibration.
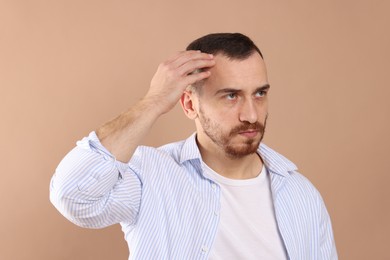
[186,32,264,60]
[188,51,265,96]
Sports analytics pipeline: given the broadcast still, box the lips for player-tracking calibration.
[238,129,260,138]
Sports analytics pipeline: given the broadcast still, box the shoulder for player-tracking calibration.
[286,170,323,200]
[157,139,186,157]
[259,143,298,176]
[134,139,186,160]
[131,133,200,165]
[128,139,187,170]
[260,143,323,202]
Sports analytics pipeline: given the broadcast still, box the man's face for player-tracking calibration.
[193,52,269,158]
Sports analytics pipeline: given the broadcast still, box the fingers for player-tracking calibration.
[184,70,211,86]
[164,50,193,64]
[178,58,215,77]
[146,51,214,114]
[166,50,214,71]
[172,51,213,68]
[174,52,215,87]
[157,50,215,85]
[165,50,208,65]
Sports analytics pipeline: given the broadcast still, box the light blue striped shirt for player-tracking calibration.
[50,132,337,259]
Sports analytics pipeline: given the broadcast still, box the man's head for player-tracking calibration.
[181,33,269,159]
[186,33,264,94]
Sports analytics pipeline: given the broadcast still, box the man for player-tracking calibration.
[50,33,337,259]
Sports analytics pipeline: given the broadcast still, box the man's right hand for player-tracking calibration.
[145,50,215,115]
[96,50,215,162]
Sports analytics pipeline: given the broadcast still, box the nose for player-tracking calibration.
[239,98,258,123]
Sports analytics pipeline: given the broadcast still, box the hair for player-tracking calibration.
[185,33,263,94]
[186,32,263,60]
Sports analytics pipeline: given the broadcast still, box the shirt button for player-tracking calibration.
[211,183,217,190]
[214,210,219,216]
[201,246,209,253]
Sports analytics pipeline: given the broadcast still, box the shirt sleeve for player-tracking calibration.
[49,131,142,229]
[318,192,338,260]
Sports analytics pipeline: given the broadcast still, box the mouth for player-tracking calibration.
[238,129,260,138]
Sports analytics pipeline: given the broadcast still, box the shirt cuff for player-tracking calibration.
[76,131,130,177]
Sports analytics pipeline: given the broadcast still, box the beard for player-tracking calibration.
[199,106,267,158]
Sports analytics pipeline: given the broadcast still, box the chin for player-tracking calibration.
[224,142,259,158]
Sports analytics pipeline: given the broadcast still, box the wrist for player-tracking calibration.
[138,96,166,118]
[140,94,174,116]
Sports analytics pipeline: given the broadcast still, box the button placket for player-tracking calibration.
[211,182,220,218]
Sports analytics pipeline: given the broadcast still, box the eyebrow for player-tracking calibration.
[214,84,271,96]
[253,84,271,94]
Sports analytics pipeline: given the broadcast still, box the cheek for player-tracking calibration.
[257,100,268,115]
[216,110,237,126]
[259,107,268,117]
[202,102,228,119]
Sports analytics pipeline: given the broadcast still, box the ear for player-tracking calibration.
[180,90,198,120]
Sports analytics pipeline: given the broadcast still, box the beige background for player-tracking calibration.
[1,0,389,259]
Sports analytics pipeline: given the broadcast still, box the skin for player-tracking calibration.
[96,50,269,180]
[181,52,270,179]
[96,51,215,163]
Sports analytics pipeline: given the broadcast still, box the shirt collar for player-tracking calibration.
[179,133,202,163]
[259,143,298,177]
[179,133,298,177]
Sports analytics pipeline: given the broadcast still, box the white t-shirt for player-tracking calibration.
[203,163,288,260]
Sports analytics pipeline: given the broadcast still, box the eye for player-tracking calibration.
[255,90,267,97]
[226,93,237,100]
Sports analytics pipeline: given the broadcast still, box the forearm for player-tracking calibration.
[96,51,214,163]
[51,50,214,226]
[96,97,162,163]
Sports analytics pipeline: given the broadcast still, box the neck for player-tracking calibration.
[196,137,263,180]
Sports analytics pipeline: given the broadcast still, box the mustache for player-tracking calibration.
[229,121,265,136]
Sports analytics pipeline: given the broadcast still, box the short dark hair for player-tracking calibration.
[186,33,263,59]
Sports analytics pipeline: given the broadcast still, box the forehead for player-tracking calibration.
[203,52,268,94]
